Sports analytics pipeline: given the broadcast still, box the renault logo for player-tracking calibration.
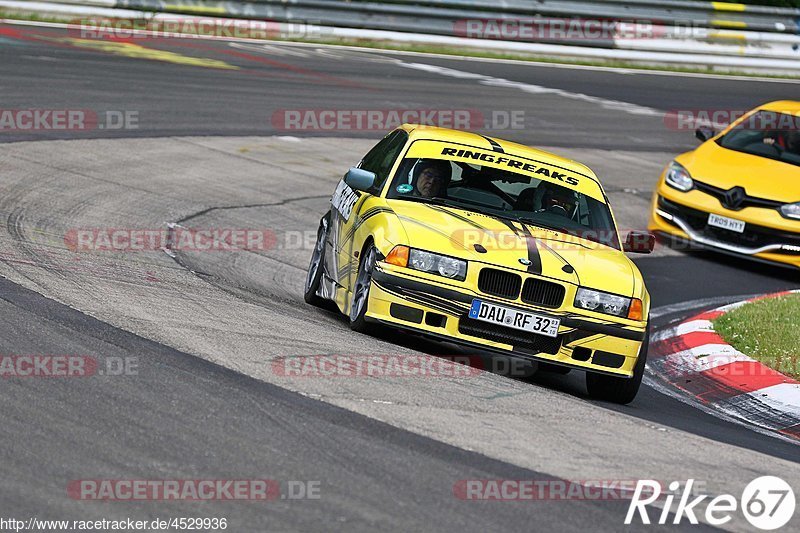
[722,186,746,209]
[519,258,532,266]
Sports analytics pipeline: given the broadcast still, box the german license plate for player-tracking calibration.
[468,299,560,338]
[708,213,745,233]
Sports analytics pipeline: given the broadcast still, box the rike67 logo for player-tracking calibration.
[626,477,795,530]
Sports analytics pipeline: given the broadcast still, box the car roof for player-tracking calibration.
[397,124,599,182]
[757,100,800,115]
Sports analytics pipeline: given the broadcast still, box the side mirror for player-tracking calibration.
[344,167,376,192]
[623,231,655,254]
[695,127,715,142]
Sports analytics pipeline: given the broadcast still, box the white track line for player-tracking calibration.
[397,61,663,118]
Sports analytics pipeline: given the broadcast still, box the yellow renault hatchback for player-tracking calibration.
[649,101,800,267]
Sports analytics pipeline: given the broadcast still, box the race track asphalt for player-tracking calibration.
[1,22,798,531]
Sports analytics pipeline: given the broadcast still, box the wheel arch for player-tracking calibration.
[353,208,408,261]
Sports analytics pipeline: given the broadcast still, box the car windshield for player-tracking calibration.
[717,111,800,167]
[386,156,620,249]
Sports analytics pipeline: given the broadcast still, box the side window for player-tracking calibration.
[359,130,409,193]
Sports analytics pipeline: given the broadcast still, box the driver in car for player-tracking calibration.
[763,129,800,154]
[539,184,577,218]
[784,130,800,155]
[413,159,451,198]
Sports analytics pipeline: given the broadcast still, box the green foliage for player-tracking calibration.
[714,294,800,379]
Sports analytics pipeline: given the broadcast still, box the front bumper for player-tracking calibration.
[367,265,647,377]
[649,195,800,269]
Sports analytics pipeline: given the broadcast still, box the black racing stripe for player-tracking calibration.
[480,135,505,154]
[483,215,527,251]
[395,215,474,250]
[494,216,522,237]
[384,282,470,315]
[373,281,466,316]
[407,297,465,317]
[341,206,393,245]
[426,205,488,231]
[561,329,602,345]
[423,202,521,243]
[563,314,615,325]
[352,206,391,230]
[536,238,581,284]
[559,319,646,341]
[340,208,372,244]
[515,223,543,275]
[373,270,472,306]
[404,290,470,315]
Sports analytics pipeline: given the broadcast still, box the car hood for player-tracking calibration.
[678,141,800,202]
[386,199,637,295]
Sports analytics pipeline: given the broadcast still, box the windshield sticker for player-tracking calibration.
[440,147,580,186]
[402,140,605,201]
[396,183,414,194]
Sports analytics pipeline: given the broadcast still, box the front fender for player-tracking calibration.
[353,197,408,260]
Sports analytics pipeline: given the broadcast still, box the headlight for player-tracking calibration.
[386,246,467,281]
[780,202,800,220]
[409,249,436,271]
[437,256,465,279]
[665,161,693,192]
[409,249,466,280]
[575,288,635,318]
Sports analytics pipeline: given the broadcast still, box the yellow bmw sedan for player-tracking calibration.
[306,125,654,403]
[649,100,800,267]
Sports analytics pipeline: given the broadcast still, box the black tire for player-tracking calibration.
[349,242,377,334]
[586,322,650,405]
[304,215,329,306]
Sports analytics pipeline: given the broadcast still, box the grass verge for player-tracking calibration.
[713,294,800,380]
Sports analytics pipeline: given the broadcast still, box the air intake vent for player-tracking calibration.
[521,278,565,308]
[478,268,521,299]
[458,317,562,355]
